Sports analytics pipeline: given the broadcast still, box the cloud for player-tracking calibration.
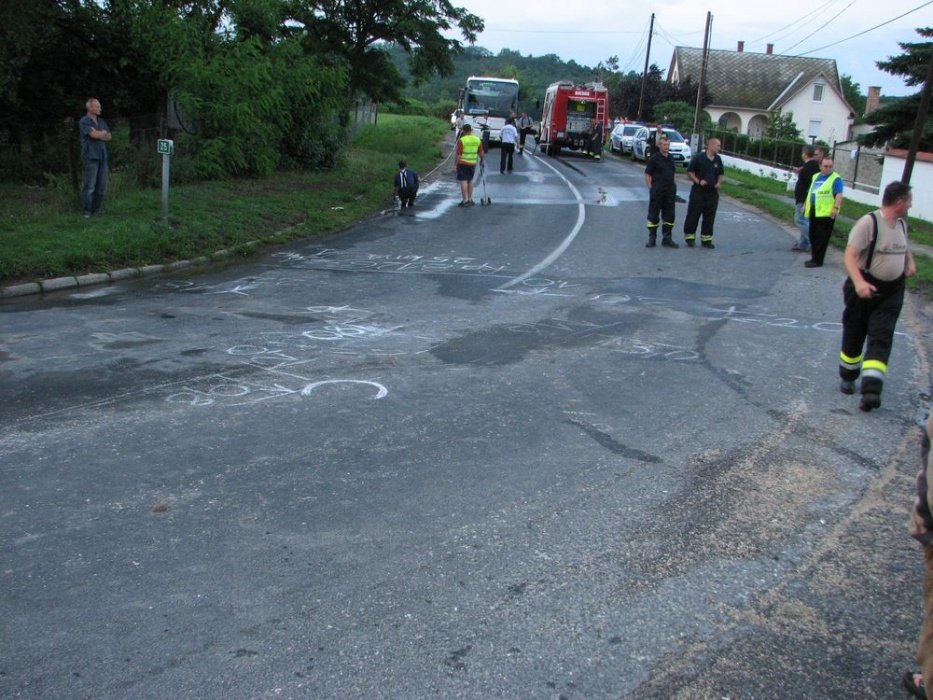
[455,0,927,96]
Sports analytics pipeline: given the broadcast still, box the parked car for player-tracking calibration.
[631,126,692,165]
[609,122,641,155]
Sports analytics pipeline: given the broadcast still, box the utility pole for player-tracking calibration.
[691,12,713,152]
[901,52,933,184]
[637,13,655,121]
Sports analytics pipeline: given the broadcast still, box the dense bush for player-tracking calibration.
[174,39,347,178]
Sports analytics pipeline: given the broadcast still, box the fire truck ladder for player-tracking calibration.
[595,96,607,126]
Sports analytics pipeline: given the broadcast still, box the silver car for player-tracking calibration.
[609,123,641,155]
[632,126,692,165]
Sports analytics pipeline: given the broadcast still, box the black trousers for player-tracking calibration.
[397,186,417,207]
[647,187,676,239]
[809,215,836,266]
[519,128,532,149]
[683,186,719,240]
[500,143,515,173]
[839,273,905,395]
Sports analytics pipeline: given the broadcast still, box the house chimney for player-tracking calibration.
[766,43,774,55]
[737,41,744,52]
[865,86,881,116]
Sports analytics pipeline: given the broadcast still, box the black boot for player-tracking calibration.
[646,234,657,248]
[661,237,679,248]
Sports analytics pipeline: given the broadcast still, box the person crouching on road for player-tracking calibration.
[804,156,844,268]
[455,124,484,207]
[838,180,915,412]
[644,135,678,248]
[683,137,724,248]
[393,160,419,212]
[499,117,519,174]
[906,413,933,699]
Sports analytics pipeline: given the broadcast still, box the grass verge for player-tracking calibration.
[0,114,450,285]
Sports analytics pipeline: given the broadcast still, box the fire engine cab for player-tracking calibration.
[537,81,610,158]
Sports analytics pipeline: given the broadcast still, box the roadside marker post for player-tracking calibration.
[157,139,174,224]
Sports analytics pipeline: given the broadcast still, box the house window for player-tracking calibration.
[808,120,822,138]
[812,83,824,102]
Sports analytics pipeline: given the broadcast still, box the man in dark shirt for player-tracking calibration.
[644,135,679,248]
[79,98,111,218]
[683,137,724,249]
[792,145,821,251]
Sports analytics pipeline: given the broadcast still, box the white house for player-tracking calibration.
[668,44,856,144]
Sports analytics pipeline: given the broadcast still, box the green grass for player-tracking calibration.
[0,114,449,285]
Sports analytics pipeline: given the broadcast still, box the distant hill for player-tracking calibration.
[388,45,608,116]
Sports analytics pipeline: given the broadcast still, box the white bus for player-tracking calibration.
[455,76,520,146]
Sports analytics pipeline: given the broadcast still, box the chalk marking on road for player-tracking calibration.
[497,156,586,290]
[300,379,388,399]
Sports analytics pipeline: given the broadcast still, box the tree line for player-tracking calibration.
[0,0,482,182]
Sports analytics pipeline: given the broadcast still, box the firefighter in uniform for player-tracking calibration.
[644,134,679,248]
[587,118,603,160]
[838,180,915,412]
[683,137,724,248]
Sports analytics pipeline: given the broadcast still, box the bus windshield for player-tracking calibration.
[463,79,519,118]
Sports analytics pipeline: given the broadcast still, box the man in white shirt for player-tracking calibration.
[499,118,519,174]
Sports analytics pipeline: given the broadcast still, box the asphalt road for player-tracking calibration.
[2,143,932,699]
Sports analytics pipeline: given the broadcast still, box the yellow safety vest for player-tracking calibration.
[804,171,841,218]
[458,134,481,165]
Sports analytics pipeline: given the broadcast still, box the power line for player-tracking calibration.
[480,28,644,35]
[746,0,849,47]
[781,0,858,53]
[621,26,650,74]
[794,0,933,56]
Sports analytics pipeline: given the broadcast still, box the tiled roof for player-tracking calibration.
[671,47,842,111]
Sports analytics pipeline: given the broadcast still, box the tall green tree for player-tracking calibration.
[766,111,801,140]
[283,0,483,102]
[841,74,866,117]
[861,27,933,150]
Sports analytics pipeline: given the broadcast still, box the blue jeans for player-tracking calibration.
[82,158,108,215]
[793,203,810,249]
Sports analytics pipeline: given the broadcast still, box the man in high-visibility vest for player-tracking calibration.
[455,124,484,207]
[803,156,844,268]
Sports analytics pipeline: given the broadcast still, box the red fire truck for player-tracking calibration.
[537,81,610,158]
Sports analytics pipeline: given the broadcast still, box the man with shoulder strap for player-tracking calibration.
[517,112,534,154]
[838,180,916,411]
[803,156,843,268]
[455,124,484,207]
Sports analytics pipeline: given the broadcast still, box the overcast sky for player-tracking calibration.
[454,0,931,99]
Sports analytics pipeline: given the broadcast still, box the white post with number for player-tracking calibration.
[157,139,174,224]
